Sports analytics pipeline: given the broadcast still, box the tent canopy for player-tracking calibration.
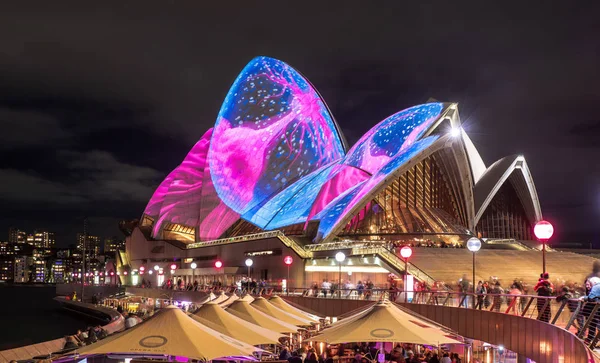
[192,302,284,345]
[212,291,229,305]
[76,306,262,361]
[220,293,239,308]
[307,300,463,345]
[226,300,299,333]
[251,297,313,326]
[268,296,322,322]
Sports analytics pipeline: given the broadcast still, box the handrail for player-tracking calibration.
[277,288,600,353]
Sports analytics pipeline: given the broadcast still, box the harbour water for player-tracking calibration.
[0,285,100,350]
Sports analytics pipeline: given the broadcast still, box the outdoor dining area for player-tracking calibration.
[49,293,469,363]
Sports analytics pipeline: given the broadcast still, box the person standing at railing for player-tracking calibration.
[581,276,600,344]
[458,274,470,307]
[491,281,504,312]
[321,279,330,298]
[534,273,554,322]
[507,283,522,315]
[475,281,485,309]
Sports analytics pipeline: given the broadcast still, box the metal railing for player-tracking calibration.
[278,288,600,350]
[305,241,440,287]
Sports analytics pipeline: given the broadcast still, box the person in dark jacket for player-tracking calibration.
[534,273,554,322]
[288,351,303,363]
[86,327,98,345]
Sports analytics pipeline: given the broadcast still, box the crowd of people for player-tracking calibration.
[278,342,462,363]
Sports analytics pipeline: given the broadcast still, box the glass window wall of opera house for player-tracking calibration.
[118,56,544,289]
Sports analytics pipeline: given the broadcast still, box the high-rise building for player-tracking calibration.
[13,256,32,283]
[32,249,46,282]
[77,233,101,258]
[8,227,27,244]
[0,257,15,283]
[32,230,55,248]
[103,236,125,254]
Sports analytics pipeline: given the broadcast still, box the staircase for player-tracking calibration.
[304,241,438,287]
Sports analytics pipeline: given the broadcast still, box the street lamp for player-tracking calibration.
[284,256,293,293]
[153,265,159,271]
[191,262,197,283]
[214,260,223,286]
[400,246,413,300]
[245,258,253,281]
[335,252,346,295]
[467,237,482,308]
[534,220,554,274]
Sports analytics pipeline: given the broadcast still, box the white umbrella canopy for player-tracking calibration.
[251,297,314,326]
[306,300,463,345]
[76,306,263,361]
[268,296,322,323]
[212,291,229,305]
[192,302,284,345]
[226,300,299,333]
[219,293,240,308]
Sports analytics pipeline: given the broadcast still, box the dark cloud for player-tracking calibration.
[0,1,599,245]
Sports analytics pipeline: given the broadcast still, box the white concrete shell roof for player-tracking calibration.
[473,155,543,226]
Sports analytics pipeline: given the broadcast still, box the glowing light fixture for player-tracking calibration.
[534,220,554,240]
[450,127,461,137]
[153,265,159,271]
[215,260,223,269]
[534,220,554,274]
[400,246,413,259]
[466,237,482,252]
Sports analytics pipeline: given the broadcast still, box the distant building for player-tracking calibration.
[0,242,32,257]
[77,233,101,258]
[51,259,65,283]
[32,249,47,282]
[13,256,32,283]
[32,230,55,248]
[0,257,14,283]
[8,227,27,244]
[104,236,125,254]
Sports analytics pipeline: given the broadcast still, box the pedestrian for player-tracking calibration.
[534,273,554,322]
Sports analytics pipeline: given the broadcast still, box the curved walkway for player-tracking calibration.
[283,294,596,363]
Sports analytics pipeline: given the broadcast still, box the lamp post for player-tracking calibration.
[467,237,482,308]
[153,265,159,286]
[214,260,223,286]
[245,258,253,280]
[191,262,197,284]
[534,220,554,274]
[335,252,346,296]
[400,246,413,301]
[284,256,293,293]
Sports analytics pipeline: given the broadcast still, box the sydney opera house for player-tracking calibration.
[121,56,543,288]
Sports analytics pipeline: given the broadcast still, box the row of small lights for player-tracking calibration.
[115,221,554,279]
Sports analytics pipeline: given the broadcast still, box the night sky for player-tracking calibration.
[1,2,599,247]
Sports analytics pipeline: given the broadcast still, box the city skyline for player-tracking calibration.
[1,2,599,245]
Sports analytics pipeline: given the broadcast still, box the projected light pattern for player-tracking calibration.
[150,129,212,237]
[209,56,345,216]
[312,182,367,241]
[306,164,371,223]
[143,169,177,219]
[343,103,444,174]
[260,163,337,230]
[313,136,439,240]
[141,56,454,244]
